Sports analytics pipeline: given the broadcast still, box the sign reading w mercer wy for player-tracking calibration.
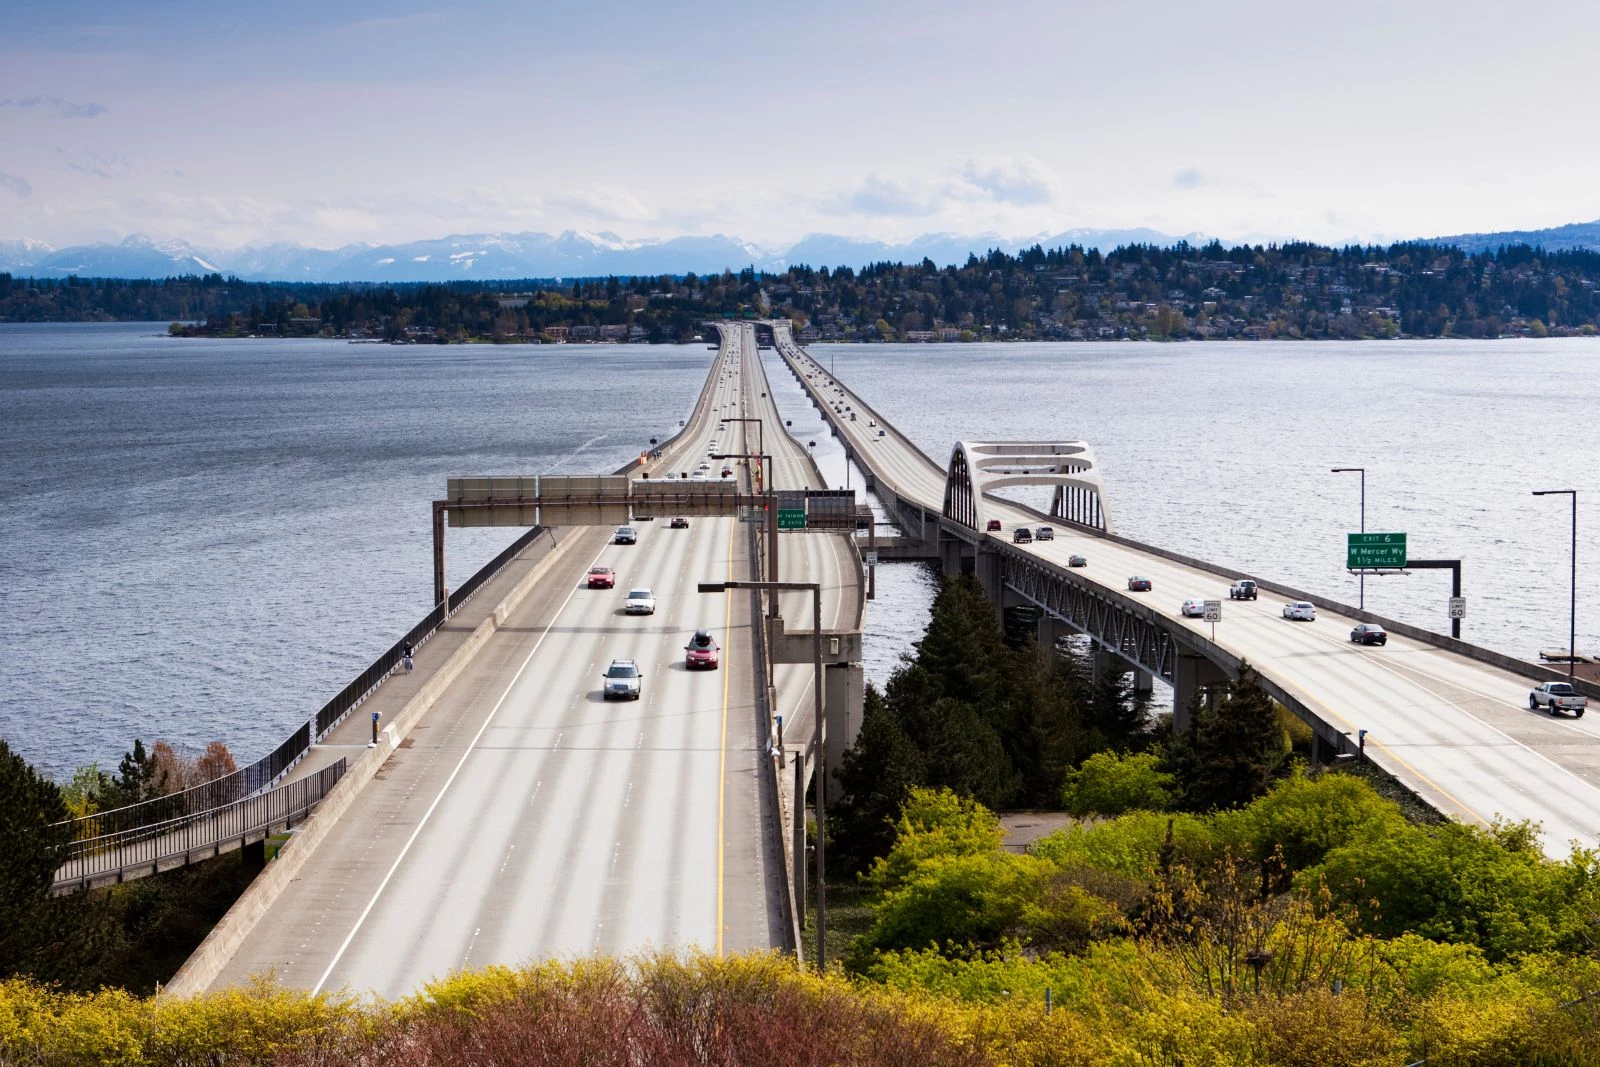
[1347,532,1407,569]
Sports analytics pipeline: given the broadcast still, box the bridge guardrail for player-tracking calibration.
[54,759,347,894]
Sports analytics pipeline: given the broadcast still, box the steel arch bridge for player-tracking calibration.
[941,440,1114,535]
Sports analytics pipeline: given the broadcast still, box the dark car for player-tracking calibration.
[986,519,1003,532]
[1127,576,1152,592]
[614,526,637,545]
[1012,527,1033,544]
[1067,554,1087,567]
[1350,623,1388,646]
[669,516,689,529]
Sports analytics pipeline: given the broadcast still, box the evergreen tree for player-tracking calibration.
[829,687,926,874]
[1169,665,1288,810]
[0,740,70,977]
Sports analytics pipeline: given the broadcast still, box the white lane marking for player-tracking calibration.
[310,534,612,995]
[462,926,481,964]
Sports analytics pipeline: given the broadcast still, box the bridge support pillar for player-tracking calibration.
[241,838,266,876]
[1172,653,1230,733]
[825,662,864,790]
[1037,614,1068,654]
[974,546,1004,617]
[1132,669,1154,697]
[793,751,808,928]
[938,534,969,577]
[1090,646,1123,685]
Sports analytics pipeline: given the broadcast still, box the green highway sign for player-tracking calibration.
[778,508,807,530]
[1347,532,1407,569]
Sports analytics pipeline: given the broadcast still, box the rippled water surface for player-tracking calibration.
[797,339,1599,671]
[0,324,708,776]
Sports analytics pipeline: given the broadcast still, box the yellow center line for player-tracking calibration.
[715,433,737,956]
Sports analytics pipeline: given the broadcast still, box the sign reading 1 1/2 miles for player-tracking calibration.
[1347,532,1407,569]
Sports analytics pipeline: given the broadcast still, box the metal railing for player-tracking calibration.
[54,759,347,893]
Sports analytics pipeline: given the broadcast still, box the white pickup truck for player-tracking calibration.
[1529,681,1588,717]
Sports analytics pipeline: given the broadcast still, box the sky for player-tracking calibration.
[3,0,1599,251]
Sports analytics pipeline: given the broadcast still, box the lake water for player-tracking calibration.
[2,325,1594,777]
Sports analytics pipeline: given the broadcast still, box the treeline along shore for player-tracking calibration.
[5,239,1600,342]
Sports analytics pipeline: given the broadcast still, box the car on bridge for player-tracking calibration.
[1283,601,1317,621]
[1035,526,1055,541]
[684,630,720,669]
[587,565,616,589]
[986,519,1003,532]
[1229,580,1258,600]
[614,526,637,545]
[1350,623,1387,646]
[624,588,657,615]
[1012,527,1033,544]
[602,659,643,701]
[1128,576,1153,592]
[670,516,689,529]
[1180,598,1205,617]
[1530,682,1587,717]
[1067,554,1087,567]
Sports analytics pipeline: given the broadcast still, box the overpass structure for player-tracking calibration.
[165,322,864,997]
[765,322,1600,858]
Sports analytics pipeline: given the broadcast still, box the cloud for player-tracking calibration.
[549,184,657,224]
[958,155,1061,206]
[0,171,33,197]
[64,149,132,179]
[824,156,1064,220]
[1173,167,1205,189]
[824,175,943,217]
[0,95,106,118]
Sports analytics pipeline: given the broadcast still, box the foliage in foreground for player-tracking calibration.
[5,949,1600,1067]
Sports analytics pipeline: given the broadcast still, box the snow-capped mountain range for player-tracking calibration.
[0,227,1204,282]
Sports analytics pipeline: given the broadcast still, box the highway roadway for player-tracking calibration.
[714,323,863,748]
[207,331,786,998]
[772,325,1600,858]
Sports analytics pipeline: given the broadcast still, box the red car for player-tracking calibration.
[986,519,1003,532]
[587,565,615,589]
[684,629,720,669]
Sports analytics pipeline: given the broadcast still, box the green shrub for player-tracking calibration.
[1061,751,1175,816]
[866,787,1004,892]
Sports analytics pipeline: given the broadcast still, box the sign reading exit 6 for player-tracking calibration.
[1347,532,1407,569]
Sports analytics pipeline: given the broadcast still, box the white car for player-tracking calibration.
[624,588,656,615]
[690,471,708,481]
[1282,601,1317,621]
[1180,598,1206,618]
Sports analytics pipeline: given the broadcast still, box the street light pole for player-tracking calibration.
[1533,489,1579,681]
[698,579,827,969]
[1332,467,1367,609]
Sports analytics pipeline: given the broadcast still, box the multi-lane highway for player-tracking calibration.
[205,328,804,997]
[772,326,1600,857]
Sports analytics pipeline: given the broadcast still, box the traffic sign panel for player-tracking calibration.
[1448,596,1466,619]
[1202,599,1222,622]
[778,508,807,529]
[865,552,879,567]
[1347,532,1407,569]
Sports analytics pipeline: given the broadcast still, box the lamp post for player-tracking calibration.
[700,579,827,968]
[1332,467,1366,609]
[1533,489,1579,681]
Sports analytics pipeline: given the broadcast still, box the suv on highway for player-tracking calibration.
[1035,526,1055,541]
[1012,527,1033,544]
[986,519,1003,532]
[1229,580,1257,600]
[602,659,642,701]
[1530,681,1587,717]
[614,526,637,545]
[669,516,689,529]
[684,629,720,670]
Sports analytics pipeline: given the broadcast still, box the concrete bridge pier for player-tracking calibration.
[1172,652,1231,732]
[825,662,865,790]
[1036,613,1070,654]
